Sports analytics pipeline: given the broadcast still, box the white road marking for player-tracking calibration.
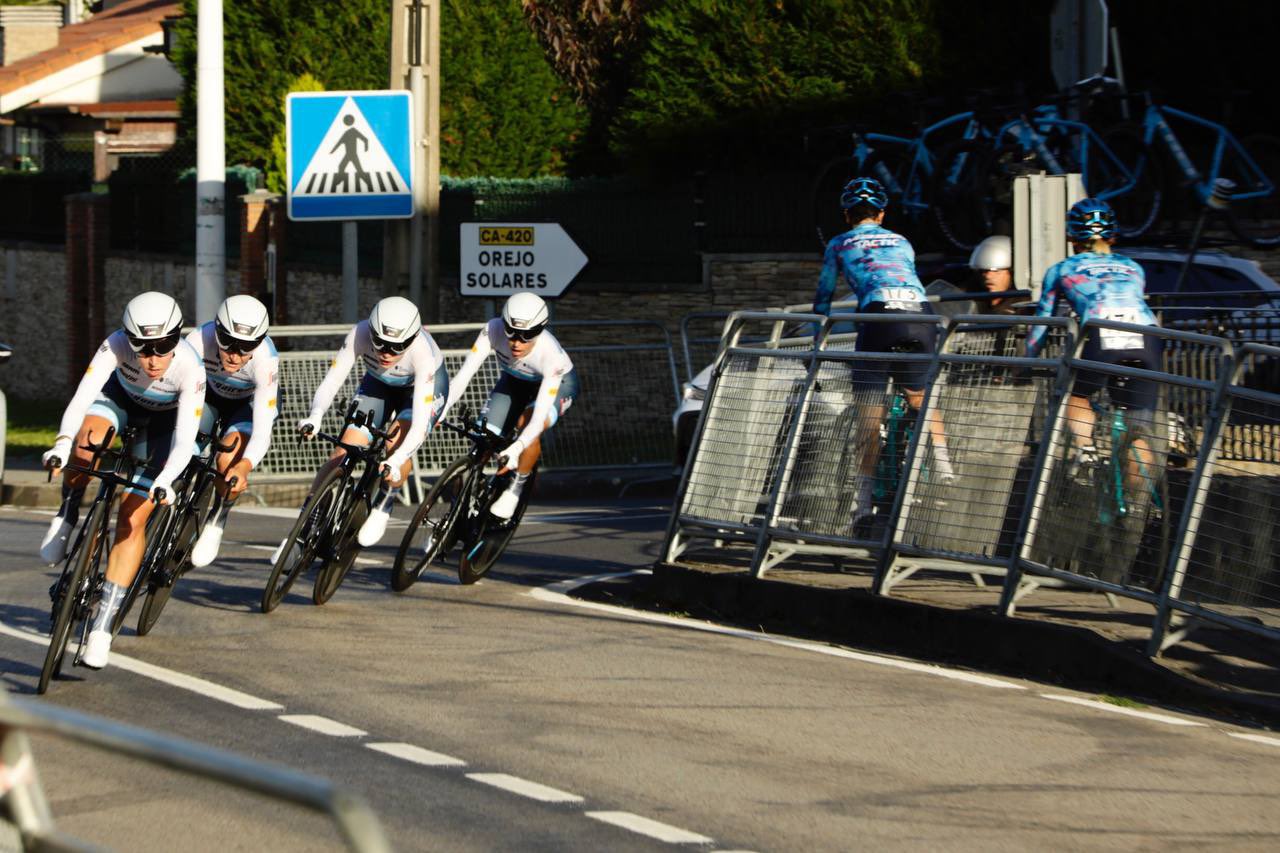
[366,742,466,766]
[466,773,584,803]
[279,714,367,737]
[530,572,1025,691]
[586,811,714,844]
[523,512,669,525]
[1041,694,1207,726]
[0,620,283,711]
[1228,732,1280,747]
[237,542,379,566]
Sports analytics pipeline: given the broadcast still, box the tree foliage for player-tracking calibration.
[173,0,585,182]
[520,0,648,110]
[608,0,939,165]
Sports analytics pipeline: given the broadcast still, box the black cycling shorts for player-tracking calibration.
[1074,327,1163,411]
[850,303,939,391]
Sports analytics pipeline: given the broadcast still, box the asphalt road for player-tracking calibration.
[1,500,1278,852]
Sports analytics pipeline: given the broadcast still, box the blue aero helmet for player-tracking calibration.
[840,177,889,211]
[1066,197,1117,241]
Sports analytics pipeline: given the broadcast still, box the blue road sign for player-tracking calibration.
[286,90,414,221]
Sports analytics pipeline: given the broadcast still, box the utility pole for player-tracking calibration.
[195,0,225,323]
[385,0,440,320]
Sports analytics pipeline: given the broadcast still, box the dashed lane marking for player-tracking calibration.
[1228,732,1280,747]
[585,811,714,844]
[1040,694,1208,726]
[366,742,466,766]
[0,620,282,711]
[466,773,584,804]
[529,572,1026,691]
[279,714,368,737]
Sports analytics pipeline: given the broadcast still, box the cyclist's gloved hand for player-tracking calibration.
[297,417,320,440]
[379,460,404,486]
[496,439,524,471]
[43,437,73,471]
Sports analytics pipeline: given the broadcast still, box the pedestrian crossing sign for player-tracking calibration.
[286,90,414,221]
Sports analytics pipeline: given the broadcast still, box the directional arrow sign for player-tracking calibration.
[459,223,588,298]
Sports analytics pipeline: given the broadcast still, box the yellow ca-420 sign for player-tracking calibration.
[479,226,534,246]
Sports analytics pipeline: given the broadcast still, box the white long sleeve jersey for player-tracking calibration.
[306,321,447,469]
[443,319,574,449]
[185,323,280,468]
[56,331,206,494]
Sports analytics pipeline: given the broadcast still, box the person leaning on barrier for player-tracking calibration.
[811,176,955,523]
[1025,198,1162,479]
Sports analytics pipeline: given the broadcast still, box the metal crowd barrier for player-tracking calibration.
[253,320,682,486]
[0,695,390,852]
[662,310,1280,655]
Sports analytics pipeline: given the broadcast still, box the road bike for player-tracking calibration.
[1101,92,1280,247]
[391,411,538,590]
[39,426,143,693]
[262,403,392,612]
[112,431,236,637]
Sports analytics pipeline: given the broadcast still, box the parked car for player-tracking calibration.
[673,363,712,469]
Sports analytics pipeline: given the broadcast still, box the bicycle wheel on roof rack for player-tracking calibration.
[1095,123,1163,239]
[1225,134,1280,248]
[809,155,857,249]
[930,138,1010,252]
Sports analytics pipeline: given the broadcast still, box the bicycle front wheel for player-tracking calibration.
[458,469,538,585]
[392,457,469,592]
[111,501,171,637]
[137,503,201,635]
[930,139,1003,252]
[39,498,108,693]
[313,487,368,606]
[1226,134,1280,247]
[262,467,344,613]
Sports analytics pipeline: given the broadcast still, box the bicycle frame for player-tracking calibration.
[857,110,987,214]
[1139,99,1275,204]
[995,109,1139,202]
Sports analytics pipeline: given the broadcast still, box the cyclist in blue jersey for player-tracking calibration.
[812,177,955,519]
[1027,198,1162,477]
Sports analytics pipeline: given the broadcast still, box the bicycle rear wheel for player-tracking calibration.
[39,498,107,693]
[930,139,1005,252]
[1096,123,1163,239]
[111,502,169,637]
[262,467,344,613]
[458,469,538,585]
[392,457,469,592]
[313,486,368,606]
[1226,133,1280,247]
[137,502,201,635]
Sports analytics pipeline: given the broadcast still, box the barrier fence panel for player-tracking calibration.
[1152,342,1280,650]
[665,313,821,562]
[877,316,1075,594]
[1007,321,1233,613]
[762,313,943,578]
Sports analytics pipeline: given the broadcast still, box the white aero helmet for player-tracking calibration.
[122,291,183,354]
[501,292,549,341]
[369,296,421,353]
[215,294,269,352]
[969,235,1012,271]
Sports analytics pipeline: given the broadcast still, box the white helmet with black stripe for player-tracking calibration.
[501,293,549,340]
[215,294,269,350]
[122,291,183,354]
[368,296,421,353]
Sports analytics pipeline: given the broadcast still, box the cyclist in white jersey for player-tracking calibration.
[439,293,579,519]
[40,292,205,670]
[185,295,280,567]
[294,296,448,548]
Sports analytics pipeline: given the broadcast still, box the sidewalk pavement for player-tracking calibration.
[639,555,1280,727]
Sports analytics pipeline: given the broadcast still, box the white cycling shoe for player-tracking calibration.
[81,629,112,670]
[490,488,520,520]
[357,508,390,547]
[190,523,224,568]
[40,516,74,564]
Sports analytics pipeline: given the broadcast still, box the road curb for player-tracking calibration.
[647,562,1280,727]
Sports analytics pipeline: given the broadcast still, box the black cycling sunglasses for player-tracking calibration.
[127,331,180,357]
[503,323,541,343]
[371,332,412,354]
[215,325,263,354]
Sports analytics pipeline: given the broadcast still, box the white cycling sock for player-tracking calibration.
[932,442,954,479]
[91,580,127,633]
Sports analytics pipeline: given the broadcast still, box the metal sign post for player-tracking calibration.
[1013,173,1086,300]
